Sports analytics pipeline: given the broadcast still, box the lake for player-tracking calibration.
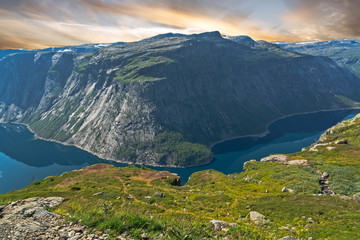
[0,109,359,193]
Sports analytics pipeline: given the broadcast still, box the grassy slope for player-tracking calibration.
[2,116,360,239]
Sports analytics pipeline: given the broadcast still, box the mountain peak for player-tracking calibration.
[191,31,222,39]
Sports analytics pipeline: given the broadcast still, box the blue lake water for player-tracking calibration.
[0,109,359,193]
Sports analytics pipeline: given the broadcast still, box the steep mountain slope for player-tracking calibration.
[0,32,360,167]
[0,49,28,60]
[275,39,360,77]
[2,114,360,239]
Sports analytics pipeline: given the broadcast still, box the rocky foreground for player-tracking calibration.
[0,197,119,240]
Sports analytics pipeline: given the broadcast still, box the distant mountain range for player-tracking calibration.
[0,42,125,60]
[1,32,360,167]
[274,39,360,77]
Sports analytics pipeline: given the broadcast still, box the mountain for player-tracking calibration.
[2,114,360,239]
[0,42,124,60]
[274,39,360,77]
[1,31,360,167]
[0,49,28,60]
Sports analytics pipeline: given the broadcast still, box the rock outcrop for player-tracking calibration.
[0,197,113,240]
[260,155,309,166]
[319,172,335,195]
[210,220,238,231]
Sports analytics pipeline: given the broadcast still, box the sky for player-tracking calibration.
[0,0,359,49]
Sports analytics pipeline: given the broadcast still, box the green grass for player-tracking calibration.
[3,115,360,239]
[113,55,173,83]
[1,155,360,239]
[116,131,214,167]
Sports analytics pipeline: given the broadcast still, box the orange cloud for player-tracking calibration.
[1,0,358,49]
[283,0,360,41]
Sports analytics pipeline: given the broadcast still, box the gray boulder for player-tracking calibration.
[210,220,237,231]
[248,211,270,226]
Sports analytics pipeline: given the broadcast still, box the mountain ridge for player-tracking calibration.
[1,32,360,167]
[274,39,360,77]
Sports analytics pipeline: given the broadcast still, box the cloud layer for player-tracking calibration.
[0,0,359,49]
[284,0,360,41]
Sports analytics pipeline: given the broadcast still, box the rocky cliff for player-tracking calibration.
[0,32,360,167]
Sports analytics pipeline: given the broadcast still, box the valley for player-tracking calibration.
[1,32,360,239]
[1,32,360,167]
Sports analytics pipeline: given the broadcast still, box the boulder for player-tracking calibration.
[287,159,309,166]
[322,172,330,178]
[248,211,270,226]
[350,193,360,202]
[152,192,165,198]
[210,220,237,231]
[260,155,287,164]
[335,139,348,144]
[92,192,103,196]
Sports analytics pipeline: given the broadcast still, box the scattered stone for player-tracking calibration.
[248,211,270,226]
[210,220,237,231]
[319,172,335,195]
[279,226,290,231]
[145,196,152,199]
[287,188,295,193]
[335,139,348,144]
[281,187,289,192]
[0,197,111,240]
[265,190,269,193]
[141,232,149,239]
[152,192,165,198]
[307,218,314,223]
[280,237,300,240]
[349,193,360,202]
[93,192,104,196]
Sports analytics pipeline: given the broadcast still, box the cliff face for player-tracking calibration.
[0,32,359,167]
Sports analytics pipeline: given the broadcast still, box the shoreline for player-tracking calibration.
[209,107,360,150]
[5,106,360,169]
[9,122,214,169]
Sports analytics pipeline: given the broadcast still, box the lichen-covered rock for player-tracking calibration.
[210,220,238,231]
[248,211,271,226]
[260,155,287,163]
[287,159,309,166]
[260,155,309,166]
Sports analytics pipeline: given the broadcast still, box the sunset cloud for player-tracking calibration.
[0,0,359,49]
[283,0,360,41]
